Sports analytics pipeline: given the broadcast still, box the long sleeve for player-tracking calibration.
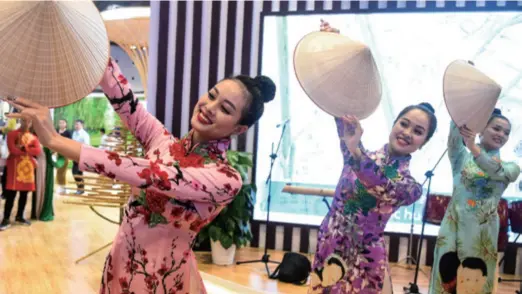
[99,58,168,152]
[335,117,351,164]
[79,145,242,205]
[474,153,520,183]
[7,132,25,156]
[447,121,467,175]
[349,150,422,206]
[25,139,42,157]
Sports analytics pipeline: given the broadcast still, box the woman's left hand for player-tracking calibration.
[459,125,477,148]
[2,97,58,148]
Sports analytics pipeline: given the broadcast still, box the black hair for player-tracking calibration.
[100,128,105,133]
[393,102,438,143]
[228,75,276,127]
[487,108,511,127]
[461,257,487,276]
[75,119,84,125]
[439,251,460,284]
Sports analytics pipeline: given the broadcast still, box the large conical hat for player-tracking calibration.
[293,31,382,119]
[0,0,110,108]
[443,60,501,133]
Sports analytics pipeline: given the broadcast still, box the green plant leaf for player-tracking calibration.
[237,153,253,167]
[220,234,234,249]
[148,213,168,228]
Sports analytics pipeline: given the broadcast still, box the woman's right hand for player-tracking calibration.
[320,19,340,34]
[341,115,363,155]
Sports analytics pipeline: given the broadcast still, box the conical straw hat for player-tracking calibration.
[443,60,501,133]
[293,31,382,119]
[0,1,110,108]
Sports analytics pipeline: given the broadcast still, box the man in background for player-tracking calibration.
[71,119,90,195]
[56,119,71,194]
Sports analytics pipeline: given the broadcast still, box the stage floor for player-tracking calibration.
[1,194,521,293]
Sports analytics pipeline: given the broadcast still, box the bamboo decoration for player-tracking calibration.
[102,7,150,97]
[61,120,142,263]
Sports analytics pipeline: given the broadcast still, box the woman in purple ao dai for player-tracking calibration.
[310,104,438,293]
[310,23,438,292]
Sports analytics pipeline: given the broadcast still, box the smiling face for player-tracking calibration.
[190,79,249,142]
[480,117,510,151]
[388,108,430,156]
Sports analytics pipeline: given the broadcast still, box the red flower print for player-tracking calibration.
[106,151,122,166]
[117,74,128,85]
[189,218,207,232]
[169,141,205,168]
[173,221,182,229]
[145,191,169,214]
[184,211,196,223]
[218,165,240,180]
[144,273,159,290]
[95,163,105,173]
[124,260,138,274]
[190,179,201,190]
[119,277,129,289]
[171,206,184,219]
[137,169,153,186]
[183,250,190,260]
[137,162,172,190]
[157,263,169,276]
[106,172,116,179]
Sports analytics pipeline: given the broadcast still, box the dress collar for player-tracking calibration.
[382,143,412,162]
[180,129,230,155]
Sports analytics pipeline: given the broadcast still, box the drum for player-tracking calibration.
[497,198,509,252]
[498,198,509,230]
[425,194,452,225]
[509,200,522,234]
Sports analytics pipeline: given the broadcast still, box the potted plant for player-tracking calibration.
[196,150,255,265]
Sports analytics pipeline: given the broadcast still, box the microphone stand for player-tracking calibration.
[236,120,289,276]
[405,147,448,294]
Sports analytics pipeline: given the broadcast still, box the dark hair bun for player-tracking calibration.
[419,102,435,114]
[254,76,276,103]
[493,108,502,115]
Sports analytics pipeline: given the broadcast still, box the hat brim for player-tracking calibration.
[0,1,110,108]
[293,31,382,119]
[443,60,501,133]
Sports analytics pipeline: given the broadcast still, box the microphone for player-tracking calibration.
[276,119,290,128]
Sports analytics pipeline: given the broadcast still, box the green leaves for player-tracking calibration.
[196,151,256,249]
[148,213,168,228]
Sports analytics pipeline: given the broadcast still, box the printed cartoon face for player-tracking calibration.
[310,253,348,290]
[321,260,344,287]
[456,264,487,294]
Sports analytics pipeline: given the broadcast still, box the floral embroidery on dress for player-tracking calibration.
[82,58,243,294]
[461,161,495,200]
[312,119,422,294]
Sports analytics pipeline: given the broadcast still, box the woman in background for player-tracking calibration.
[31,131,46,220]
[310,21,438,293]
[5,57,276,293]
[39,146,65,221]
[429,109,520,294]
[0,119,41,230]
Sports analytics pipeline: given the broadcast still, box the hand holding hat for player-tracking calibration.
[293,20,382,119]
